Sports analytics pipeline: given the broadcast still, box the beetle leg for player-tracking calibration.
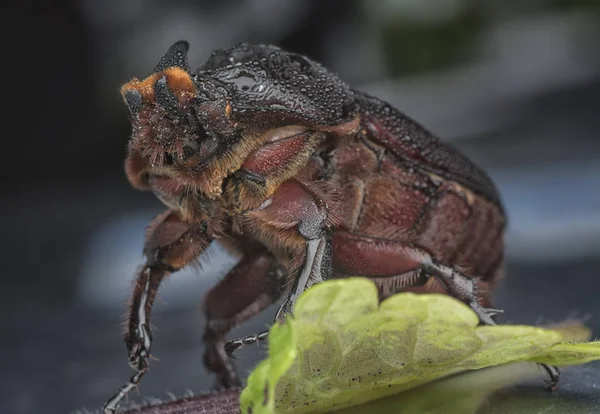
[224,238,331,360]
[541,364,561,391]
[224,229,333,358]
[202,248,288,388]
[332,231,562,389]
[332,232,501,324]
[224,179,335,358]
[224,235,332,361]
[104,210,210,414]
[280,232,333,317]
[422,262,500,325]
[253,179,334,317]
[224,329,270,358]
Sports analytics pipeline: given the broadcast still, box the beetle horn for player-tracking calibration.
[153,40,190,73]
[154,74,185,116]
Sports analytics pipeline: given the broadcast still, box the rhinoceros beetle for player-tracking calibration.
[104,41,559,412]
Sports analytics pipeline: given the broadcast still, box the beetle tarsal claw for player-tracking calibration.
[224,330,270,359]
[541,363,561,391]
[469,301,498,326]
[102,367,148,413]
[223,341,242,359]
[483,307,504,316]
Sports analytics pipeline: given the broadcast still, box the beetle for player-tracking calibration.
[104,41,558,412]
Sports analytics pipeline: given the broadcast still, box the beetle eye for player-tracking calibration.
[191,111,210,141]
[196,120,208,139]
[182,145,197,158]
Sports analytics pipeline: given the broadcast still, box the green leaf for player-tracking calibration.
[241,278,600,414]
[240,321,297,414]
[335,361,545,414]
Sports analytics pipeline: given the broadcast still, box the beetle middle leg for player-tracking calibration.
[225,179,335,357]
[223,232,332,357]
[202,245,288,388]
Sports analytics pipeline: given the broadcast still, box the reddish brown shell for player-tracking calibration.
[356,91,503,209]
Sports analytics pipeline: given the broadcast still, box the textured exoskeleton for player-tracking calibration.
[104,41,558,412]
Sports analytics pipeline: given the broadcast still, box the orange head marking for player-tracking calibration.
[120,41,204,169]
[121,41,196,114]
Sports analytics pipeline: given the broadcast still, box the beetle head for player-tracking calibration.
[121,42,359,199]
[121,41,234,174]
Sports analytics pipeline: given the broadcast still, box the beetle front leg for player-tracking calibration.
[104,210,210,413]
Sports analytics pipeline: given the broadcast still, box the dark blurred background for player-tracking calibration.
[3,1,600,413]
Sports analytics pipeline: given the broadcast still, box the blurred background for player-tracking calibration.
[3,1,600,413]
